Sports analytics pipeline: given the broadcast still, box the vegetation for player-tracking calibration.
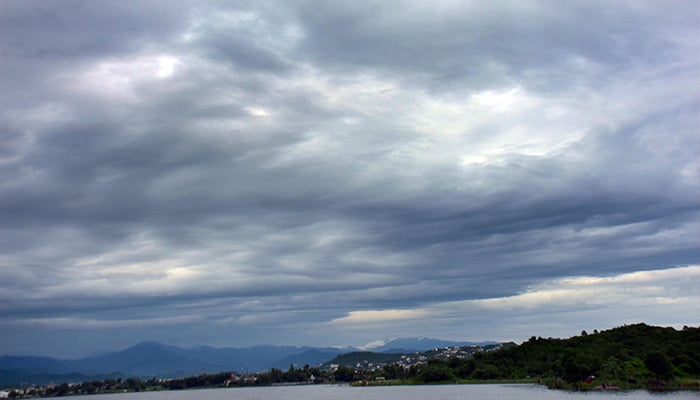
[5,324,698,397]
[339,323,700,390]
[403,323,700,390]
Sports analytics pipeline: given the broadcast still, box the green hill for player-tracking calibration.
[416,323,700,389]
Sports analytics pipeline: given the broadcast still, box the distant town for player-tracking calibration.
[1,324,698,398]
[328,343,505,373]
[1,343,506,398]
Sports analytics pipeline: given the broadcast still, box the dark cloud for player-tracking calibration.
[0,0,190,57]
[1,0,698,357]
[294,1,695,92]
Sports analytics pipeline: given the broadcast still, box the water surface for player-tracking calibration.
[55,384,700,400]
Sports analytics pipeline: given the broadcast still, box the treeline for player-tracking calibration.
[408,323,700,389]
[9,365,353,398]
[7,323,698,397]
[161,363,375,387]
[8,378,158,398]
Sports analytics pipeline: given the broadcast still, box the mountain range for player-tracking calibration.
[0,337,496,386]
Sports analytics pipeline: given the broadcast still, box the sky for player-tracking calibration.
[0,0,699,359]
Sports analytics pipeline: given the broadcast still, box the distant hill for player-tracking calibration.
[0,342,336,386]
[270,348,345,370]
[2,342,365,386]
[0,369,124,387]
[0,356,71,375]
[322,324,699,390]
[70,342,191,376]
[4,325,696,391]
[371,337,498,353]
[0,337,499,386]
[410,323,700,389]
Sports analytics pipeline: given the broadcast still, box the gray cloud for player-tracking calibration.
[1,0,698,357]
[294,1,696,92]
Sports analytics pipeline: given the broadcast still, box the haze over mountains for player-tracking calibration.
[0,338,496,386]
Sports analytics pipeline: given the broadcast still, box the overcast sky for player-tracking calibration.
[1,0,699,358]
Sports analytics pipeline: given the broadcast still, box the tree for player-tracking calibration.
[419,362,456,383]
[333,366,355,382]
[560,350,600,382]
[600,356,623,381]
[55,383,70,396]
[382,363,405,380]
[472,365,501,379]
[270,368,284,383]
[644,352,671,381]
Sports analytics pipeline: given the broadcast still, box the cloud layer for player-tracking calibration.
[1,0,698,357]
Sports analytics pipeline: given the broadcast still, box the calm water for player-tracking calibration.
[54,384,700,400]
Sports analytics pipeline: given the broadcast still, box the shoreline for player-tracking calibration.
[351,378,700,392]
[5,380,700,399]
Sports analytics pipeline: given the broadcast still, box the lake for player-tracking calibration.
[53,384,699,400]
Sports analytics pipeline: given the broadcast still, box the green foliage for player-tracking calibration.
[382,363,407,380]
[559,349,601,381]
[600,356,623,381]
[621,357,651,385]
[645,351,672,380]
[333,365,355,382]
[447,357,476,378]
[15,323,699,396]
[410,323,699,389]
[472,365,501,379]
[418,361,456,383]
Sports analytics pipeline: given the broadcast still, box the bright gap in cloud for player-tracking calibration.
[462,265,700,311]
[470,87,522,110]
[246,107,270,116]
[75,54,181,100]
[331,309,429,324]
[155,56,178,78]
[331,265,700,329]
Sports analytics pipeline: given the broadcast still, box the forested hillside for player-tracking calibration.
[414,323,699,389]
